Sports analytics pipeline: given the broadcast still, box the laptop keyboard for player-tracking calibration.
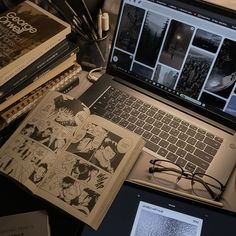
[90,87,223,174]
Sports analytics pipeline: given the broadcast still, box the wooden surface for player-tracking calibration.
[205,0,236,9]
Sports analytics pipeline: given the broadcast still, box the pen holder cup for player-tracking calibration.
[76,33,110,70]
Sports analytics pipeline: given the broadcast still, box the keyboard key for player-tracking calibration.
[204,137,221,149]
[195,132,205,141]
[142,131,152,140]
[159,131,169,140]
[185,153,209,170]
[176,158,187,167]
[185,162,196,173]
[119,119,128,127]
[186,137,197,145]
[176,148,187,158]
[157,148,168,157]
[134,127,144,135]
[145,140,159,152]
[127,123,136,131]
[166,152,178,162]
[167,135,178,144]
[176,140,186,148]
[196,141,206,150]
[151,127,161,135]
[194,149,214,163]
[159,140,169,148]
[204,145,217,156]
[185,144,195,153]
[186,128,196,136]
[150,135,161,144]
[167,143,178,153]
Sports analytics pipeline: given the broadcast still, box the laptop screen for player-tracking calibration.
[107,0,236,130]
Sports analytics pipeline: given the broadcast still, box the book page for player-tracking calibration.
[0,91,90,191]
[34,115,144,229]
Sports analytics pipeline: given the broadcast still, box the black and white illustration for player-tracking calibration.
[48,94,90,128]
[67,122,131,174]
[40,171,100,216]
[56,153,110,191]
[0,135,55,184]
[130,201,203,236]
[20,119,68,153]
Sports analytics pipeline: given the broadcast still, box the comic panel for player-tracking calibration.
[46,94,90,128]
[20,119,69,153]
[55,152,110,192]
[39,171,100,217]
[66,123,108,161]
[89,132,129,174]
[0,135,55,184]
[66,122,130,174]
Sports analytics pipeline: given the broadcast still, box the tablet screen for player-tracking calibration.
[82,182,236,236]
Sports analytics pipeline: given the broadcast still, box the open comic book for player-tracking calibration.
[0,91,145,230]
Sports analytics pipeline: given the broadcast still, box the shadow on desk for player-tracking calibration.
[0,175,84,236]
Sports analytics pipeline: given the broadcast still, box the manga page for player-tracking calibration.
[0,90,144,229]
[34,115,145,229]
[0,91,90,192]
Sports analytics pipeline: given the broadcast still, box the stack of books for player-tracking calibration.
[0,0,81,133]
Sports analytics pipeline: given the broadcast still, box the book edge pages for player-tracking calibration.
[0,53,76,111]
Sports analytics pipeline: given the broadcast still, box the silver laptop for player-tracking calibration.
[79,0,236,203]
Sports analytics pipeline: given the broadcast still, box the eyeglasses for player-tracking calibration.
[149,159,225,201]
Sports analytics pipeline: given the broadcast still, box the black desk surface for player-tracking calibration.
[0,175,84,236]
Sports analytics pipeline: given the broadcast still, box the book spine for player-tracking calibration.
[0,41,79,104]
[0,53,76,111]
[0,63,81,130]
[0,39,70,103]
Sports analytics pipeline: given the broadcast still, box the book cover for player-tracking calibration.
[0,91,145,230]
[0,0,71,86]
[0,210,50,236]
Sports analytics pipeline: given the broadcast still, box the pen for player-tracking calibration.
[97,9,103,39]
[64,0,98,41]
